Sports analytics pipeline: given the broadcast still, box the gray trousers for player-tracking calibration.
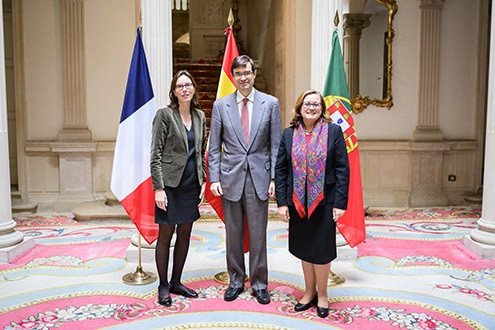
[222,170,269,291]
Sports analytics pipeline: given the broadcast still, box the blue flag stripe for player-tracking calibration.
[120,28,154,123]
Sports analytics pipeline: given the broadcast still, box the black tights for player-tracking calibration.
[155,222,193,297]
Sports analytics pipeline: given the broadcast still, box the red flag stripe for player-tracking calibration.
[120,178,158,245]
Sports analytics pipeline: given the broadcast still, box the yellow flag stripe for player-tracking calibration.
[216,70,237,100]
[323,95,351,108]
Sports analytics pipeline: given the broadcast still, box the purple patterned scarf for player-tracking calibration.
[292,118,328,219]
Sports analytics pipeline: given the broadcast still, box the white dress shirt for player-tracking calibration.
[236,88,255,135]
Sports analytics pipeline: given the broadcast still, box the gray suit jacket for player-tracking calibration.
[150,106,207,190]
[208,90,282,202]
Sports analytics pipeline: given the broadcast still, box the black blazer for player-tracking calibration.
[275,122,350,210]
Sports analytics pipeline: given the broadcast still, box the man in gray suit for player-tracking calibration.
[209,55,282,304]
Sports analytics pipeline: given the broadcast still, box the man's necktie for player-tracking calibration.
[241,98,249,144]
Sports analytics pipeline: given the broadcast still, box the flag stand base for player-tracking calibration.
[328,270,345,287]
[214,271,249,285]
[122,265,157,285]
[122,233,157,286]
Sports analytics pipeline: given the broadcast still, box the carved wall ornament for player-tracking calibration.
[201,0,222,26]
[419,0,444,10]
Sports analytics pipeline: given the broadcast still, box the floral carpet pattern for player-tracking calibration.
[1,207,494,329]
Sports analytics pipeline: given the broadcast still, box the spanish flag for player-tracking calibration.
[216,26,239,99]
[323,29,366,248]
[204,26,250,251]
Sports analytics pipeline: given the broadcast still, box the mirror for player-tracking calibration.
[351,0,398,113]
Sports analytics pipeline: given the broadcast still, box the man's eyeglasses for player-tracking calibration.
[175,82,194,90]
[233,71,253,79]
[302,102,322,109]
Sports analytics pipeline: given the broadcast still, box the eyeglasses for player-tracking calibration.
[233,70,253,79]
[302,102,322,109]
[175,82,194,90]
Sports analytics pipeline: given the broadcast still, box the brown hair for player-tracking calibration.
[168,70,200,110]
[289,89,330,127]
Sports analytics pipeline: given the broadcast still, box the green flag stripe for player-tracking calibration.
[323,30,350,105]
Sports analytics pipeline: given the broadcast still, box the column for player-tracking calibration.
[310,0,336,90]
[59,0,91,141]
[141,0,173,109]
[55,0,96,206]
[464,2,495,258]
[310,1,349,90]
[408,0,448,207]
[343,13,370,99]
[412,0,444,141]
[0,5,33,262]
[0,54,23,249]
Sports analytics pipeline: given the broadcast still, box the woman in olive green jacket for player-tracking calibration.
[150,70,207,306]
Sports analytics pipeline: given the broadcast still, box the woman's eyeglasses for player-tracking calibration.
[175,82,194,90]
[302,102,322,109]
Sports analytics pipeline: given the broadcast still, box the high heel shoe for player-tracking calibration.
[158,284,172,307]
[316,306,329,318]
[294,294,318,312]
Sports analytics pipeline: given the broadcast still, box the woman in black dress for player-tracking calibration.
[275,89,349,318]
[150,70,207,306]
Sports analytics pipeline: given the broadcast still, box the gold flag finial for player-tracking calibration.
[228,8,234,27]
[334,10,339,27]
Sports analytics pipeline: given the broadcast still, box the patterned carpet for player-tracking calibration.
[1,207,494,329]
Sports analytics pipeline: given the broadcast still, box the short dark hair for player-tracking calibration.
[168,70,200,110]
[231,55,256,75]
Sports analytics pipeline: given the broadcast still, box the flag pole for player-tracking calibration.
[122,232,157,285]
[214,8,236,285]
[328,9,346,287]
[213,8,248,286]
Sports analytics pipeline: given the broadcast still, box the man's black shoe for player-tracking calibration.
[253,289,271,304]
[224,286,244,301]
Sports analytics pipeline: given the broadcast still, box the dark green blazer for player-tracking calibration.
[150,106,207,190]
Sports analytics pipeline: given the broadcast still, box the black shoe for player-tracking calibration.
[170,284,199,298]
[224,286,244,301]
[253,289,271,304]
[158,295,172,306]
[294,294,317,311]
[317,306,329,318]
[157,284,172,307]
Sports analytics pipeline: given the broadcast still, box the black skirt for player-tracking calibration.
[288,203,337,264]
[155,126,200,225]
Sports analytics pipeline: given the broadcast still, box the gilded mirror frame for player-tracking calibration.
[351,0,398,114]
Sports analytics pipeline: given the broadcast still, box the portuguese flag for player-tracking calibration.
[323,29,366,248]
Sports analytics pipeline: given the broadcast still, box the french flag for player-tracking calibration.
[111,28,159,244]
